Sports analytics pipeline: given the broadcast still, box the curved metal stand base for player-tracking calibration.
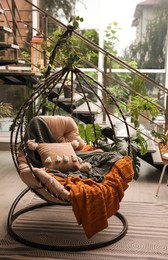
[7,188,128,251]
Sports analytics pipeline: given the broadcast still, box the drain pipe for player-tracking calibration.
[32,0,39,37]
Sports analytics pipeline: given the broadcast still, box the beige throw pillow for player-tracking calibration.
[37,142,80,172]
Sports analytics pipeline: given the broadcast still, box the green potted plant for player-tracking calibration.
[106,84,128,115]
[0,102,13,117]
[78,123,102,145]
[0,102,13,131]
[128,95,161,128]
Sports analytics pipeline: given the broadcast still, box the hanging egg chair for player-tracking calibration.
[7,25,134,251]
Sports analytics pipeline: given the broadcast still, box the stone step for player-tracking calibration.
[0,43,19,50]
[0,60,25,66]
[0,26,12,33]
[73,102,101,115]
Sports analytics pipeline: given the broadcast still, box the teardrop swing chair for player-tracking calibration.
[7,25,134,251]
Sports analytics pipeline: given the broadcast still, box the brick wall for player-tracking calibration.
[0,0,32,48]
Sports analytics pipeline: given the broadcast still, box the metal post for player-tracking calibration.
[11,0,17,59]
[102,55,107,123]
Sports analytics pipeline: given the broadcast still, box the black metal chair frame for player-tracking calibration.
[7,26,131,251]
[7,187,128,251]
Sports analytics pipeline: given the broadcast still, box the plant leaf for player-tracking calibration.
[136,130,148,156]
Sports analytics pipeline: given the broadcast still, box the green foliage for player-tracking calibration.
[106,60,136,109]
[40,0,77,21]
[46,19,121,69]
[69,16,84,30]
[45,102,56,114]
[128,76,160,127]
[0,102,13,117]
[104,22,121,55]
[134,130,148,156]
[46,16,86,69]
[128,95,161,127]
[130,75,147,96]
[50,29,98,68]
[151,130,167,145]
[130,96,160,116]
[131,129,167,161]
[80,29,99,66]
[129,142,141,180]
[108,84,128,103]
[21,51,31,65]
[78,123,102,144]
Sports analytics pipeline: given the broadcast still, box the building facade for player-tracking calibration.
[132,0,160,43]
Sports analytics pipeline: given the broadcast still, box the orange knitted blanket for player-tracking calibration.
[52,155,134,239]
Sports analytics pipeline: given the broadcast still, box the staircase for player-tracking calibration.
[0,1,40,85]
[0,0,168,174]
[0,1,40,149]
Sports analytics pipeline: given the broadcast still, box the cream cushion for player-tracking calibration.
[37,142,81,172]
[40,116,85,150]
